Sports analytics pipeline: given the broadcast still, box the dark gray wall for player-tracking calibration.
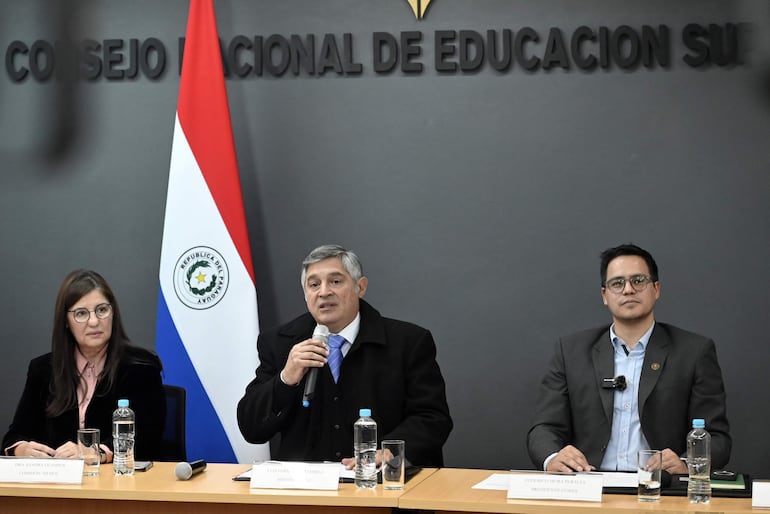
[2,0,769,475]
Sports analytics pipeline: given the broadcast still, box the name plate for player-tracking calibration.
[250,461,339,490]
[507,472,603,502]
[0,457,84,484]
[753,480,770,508]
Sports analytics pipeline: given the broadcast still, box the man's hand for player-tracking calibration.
[661,448,688,474]
[341,449,383,470]
[280,337,329,386]
[546,445,596,472]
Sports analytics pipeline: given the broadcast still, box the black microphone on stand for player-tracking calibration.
[302,324,330,407]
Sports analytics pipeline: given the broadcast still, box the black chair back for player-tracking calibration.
[160,384,187,462]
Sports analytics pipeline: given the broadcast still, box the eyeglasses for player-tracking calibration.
[604,275,655,294]
[68,303,112,323]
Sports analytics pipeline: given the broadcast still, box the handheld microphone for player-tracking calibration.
[174,459,207,480]
[601,375,627,391]
[302,324,330,407]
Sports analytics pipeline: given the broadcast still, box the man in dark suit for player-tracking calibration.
[237,244,452,467]
[527,244,730,474]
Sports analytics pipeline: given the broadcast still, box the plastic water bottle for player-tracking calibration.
[112,398,135,476]
[354,408,377,489]
[687,418,711,503]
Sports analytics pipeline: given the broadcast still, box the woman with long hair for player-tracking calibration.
[2,269,166,461]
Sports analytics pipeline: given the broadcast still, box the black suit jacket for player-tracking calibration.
[527,322,731,470]
[237,300,453,466]
[2,346,166,460]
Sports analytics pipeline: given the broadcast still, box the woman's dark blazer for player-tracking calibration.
[2,346,166,460]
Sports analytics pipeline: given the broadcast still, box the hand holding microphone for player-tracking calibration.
[174,459,207,480]
[302,324,330,407]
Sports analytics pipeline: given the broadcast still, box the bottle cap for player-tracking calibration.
[118,399,129,408]
[359,408,371,417]
[692,418,705,428]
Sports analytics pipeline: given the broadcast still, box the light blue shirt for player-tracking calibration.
[599,323,654,471]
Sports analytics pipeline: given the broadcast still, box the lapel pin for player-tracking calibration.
[651,362,661,371]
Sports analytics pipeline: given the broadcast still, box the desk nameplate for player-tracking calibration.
[0,457,84,484]
[507,472,603,502]
[754,480,770,508]
[250,461,340,490]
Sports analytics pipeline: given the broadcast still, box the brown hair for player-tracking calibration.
[47,269,132,417]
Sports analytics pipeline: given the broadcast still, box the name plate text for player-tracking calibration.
[0,457,84,484]
[507,472,603,502]
[250,461,339,490]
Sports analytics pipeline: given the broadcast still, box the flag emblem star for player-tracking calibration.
[173,246,229,310]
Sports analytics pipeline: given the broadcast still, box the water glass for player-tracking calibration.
[637,449,662,502]
[77,428,101,476]
[381,439,405,490]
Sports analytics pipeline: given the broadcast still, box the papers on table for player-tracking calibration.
[473,471,637,491]
[599,471,638,488]
[472,473,515,490]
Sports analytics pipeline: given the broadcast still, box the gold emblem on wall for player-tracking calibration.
[407,0,433,19]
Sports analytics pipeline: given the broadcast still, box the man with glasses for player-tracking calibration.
[527,244,730,474]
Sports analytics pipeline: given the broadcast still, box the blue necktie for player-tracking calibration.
[327,334,345,383]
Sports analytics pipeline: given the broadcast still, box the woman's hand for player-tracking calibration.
[12,440,56,457]
[53,441,79,459]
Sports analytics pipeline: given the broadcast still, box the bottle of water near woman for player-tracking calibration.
[354,408,377,489]
[687,418,711,503]
[112,398,136,476]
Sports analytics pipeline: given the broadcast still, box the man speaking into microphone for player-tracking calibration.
[527,244,731,474]
[237,245,452,467]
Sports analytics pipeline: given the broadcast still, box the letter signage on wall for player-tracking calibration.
[4,23,755,83]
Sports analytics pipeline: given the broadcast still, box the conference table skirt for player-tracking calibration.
[0,464,758,514]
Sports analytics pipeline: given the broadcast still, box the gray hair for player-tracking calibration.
[300,244,363,287]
